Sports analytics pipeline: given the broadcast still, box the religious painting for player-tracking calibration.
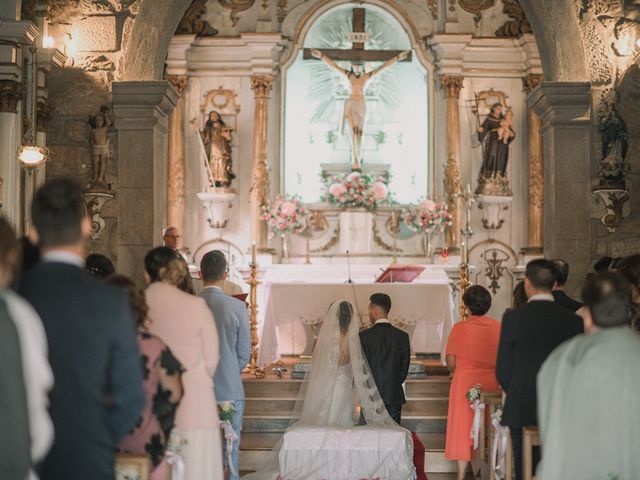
[282,3,430,204]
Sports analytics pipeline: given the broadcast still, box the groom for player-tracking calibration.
[360,293,411,424]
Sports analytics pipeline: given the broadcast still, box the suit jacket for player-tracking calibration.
[359,322,411,406]
[20,262,144,480]
[552,290,582,312]
[146,282,220,430]
[0,297,31,480]
[496,299,583,427]
[200,287,250,401]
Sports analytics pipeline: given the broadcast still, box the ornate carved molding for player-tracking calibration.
[310,225,340,254]
[277,0,288,23]
[427,0,438,19]
[251,75,273,98]
[458,0,496,25]
[200,86,241,115]
[523,73,543,93]
[36,101,53,132]
[167,75,189,96]
[440,75,464,99]
[444,153,463,202]
[219,0,256,27]
[176,0,218,36]
[0,80,24,113]
[495,0,532,37]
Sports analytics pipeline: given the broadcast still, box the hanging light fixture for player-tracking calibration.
[17,46,50,170]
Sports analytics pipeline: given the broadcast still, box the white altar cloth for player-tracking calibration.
[279,426,415,480]
[257,271,455,366]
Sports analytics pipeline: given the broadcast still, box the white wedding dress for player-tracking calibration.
[245,300,415,480]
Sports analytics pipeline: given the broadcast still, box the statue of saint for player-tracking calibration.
[598,101,629,188]
[310,48,409,171]
[201,111,235,188]
[476,102,515,196]
[88,106,111,186]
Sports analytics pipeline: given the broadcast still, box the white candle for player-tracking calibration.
[251,241,256,266]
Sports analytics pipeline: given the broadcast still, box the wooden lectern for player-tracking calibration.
[375,264,425,283]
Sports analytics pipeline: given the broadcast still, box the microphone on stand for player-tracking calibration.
[346,250,354,284]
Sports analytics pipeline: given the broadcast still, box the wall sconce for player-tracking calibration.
[17,145,50,170]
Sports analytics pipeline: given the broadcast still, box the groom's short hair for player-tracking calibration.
[200,250,227,282]
[370,293,391,315]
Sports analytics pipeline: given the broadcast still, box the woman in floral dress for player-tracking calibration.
[107,275,184,480]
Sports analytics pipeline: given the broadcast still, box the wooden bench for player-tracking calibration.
[115,453,150,480]
[523,426,541,480]
[480,390,512,480]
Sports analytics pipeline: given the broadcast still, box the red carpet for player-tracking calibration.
[412,432,428,480]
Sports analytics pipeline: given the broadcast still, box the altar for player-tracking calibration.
[257,264,455,367]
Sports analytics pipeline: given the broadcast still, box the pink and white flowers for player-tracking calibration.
[322,172,393,211]
[402,198,452,236]
[261,195,307,239]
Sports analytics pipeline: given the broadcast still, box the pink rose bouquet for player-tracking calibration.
[261,195,307,239]
[321,172,393,211]
[402,198,452,236]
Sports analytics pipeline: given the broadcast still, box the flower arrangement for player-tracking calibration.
[322,171,392,211]
[466,383,482,404]
[261,195,307,239]
[402,198,452,236]
[218,401,236,422]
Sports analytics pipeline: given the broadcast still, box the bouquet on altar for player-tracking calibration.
[322,171,393,211]
[402,198,452,236]
[261,194,308,239]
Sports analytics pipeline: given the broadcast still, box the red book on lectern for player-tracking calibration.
[375,264,425,283]
[232,293,248,302]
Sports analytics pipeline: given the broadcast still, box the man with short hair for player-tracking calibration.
[551,259,582,312]
[359,292,411,424]
[20,178,144,480]
[537,272,640,479]
[199,250,250,480]
[496,258,583,480]
[162,226,181,251]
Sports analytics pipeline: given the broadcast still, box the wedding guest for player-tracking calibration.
[199,250,250,480]
[20,179,144,480]
[360,293,411,424]
[615,254,640,331]
[496,259,583,480]
[445,285,501,480]
[537,272,640,479]
[511,280,527,311]
[85,252,115,279]
[107,274,184,480]
[162,226,181,251]
[593,256,613,273]
[0,219,53,479]
[144,247,223,480]
[159,257,196,294]
[551,259,582,312]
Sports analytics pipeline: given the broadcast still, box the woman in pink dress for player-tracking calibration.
[445,285,501,480]
[108,275,184,480]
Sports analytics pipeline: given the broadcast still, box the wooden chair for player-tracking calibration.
[523,426,541,480]
[115,453,150,480]
[481,390,512,480]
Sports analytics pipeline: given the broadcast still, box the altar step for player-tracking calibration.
[240,375,456,474]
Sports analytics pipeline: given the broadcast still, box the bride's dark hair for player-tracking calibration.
[338,301,353,334]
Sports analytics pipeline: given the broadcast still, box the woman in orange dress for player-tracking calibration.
[445,285,501,480]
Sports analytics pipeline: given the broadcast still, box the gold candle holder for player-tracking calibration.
[245,247,265,378]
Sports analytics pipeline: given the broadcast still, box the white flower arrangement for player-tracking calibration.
[466,383,482,404]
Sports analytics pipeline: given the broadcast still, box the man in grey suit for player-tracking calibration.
[199,250,250,480]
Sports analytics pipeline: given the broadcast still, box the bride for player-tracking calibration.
[247,300,415,480]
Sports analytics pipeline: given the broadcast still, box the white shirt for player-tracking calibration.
[528,293,555,303]
[374,318,391,325]
[1,289,54,471]
[42,250,85,268]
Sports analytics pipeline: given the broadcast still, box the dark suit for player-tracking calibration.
[20,261,144,480]
[359,322,411,424]
[552,289,582,312]
[496,298,583,480]
[0,298,31,479]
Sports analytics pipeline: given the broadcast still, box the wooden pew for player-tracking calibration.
[523,426,541,480]
[115,453,150,480]
[480,390,512,480]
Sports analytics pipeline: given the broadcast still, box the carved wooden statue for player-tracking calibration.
[476,102,515,196]
[201,110,235,188]
[88,105,111,187]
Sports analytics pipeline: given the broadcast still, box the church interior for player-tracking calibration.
[2,0,640,479]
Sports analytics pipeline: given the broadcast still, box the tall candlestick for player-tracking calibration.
[251,241,256,266]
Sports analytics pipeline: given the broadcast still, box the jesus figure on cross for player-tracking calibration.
[310,48,409,171]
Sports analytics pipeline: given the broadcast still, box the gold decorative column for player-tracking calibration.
[441,75,464,254]
[524,74,543,254]
[166,75,188,233]
[250,75,273,251]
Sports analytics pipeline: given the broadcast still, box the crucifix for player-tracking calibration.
[303,7,411,171]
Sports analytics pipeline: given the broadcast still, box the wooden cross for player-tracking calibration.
[302,7,412,63]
